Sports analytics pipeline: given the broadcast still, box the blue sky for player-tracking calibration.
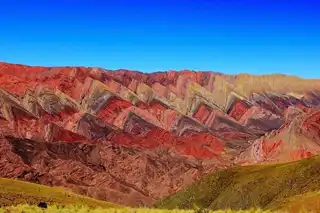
[0,0,320,78]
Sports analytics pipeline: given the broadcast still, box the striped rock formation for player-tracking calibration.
[0,62,319,206]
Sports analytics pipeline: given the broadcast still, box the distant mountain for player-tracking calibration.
[0,61,319,206]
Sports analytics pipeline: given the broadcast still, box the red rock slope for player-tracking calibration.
[0,62,319,206]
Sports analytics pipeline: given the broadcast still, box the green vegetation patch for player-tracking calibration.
[155,156,320,211]
[272,191,320,213]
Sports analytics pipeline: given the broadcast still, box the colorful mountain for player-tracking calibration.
[0,62,319,206]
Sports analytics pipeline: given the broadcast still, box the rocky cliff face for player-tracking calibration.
[0,62,319,206]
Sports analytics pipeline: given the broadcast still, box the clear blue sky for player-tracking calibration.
[0,0,320,78]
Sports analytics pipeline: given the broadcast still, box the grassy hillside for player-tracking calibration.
[0,178,119,208]
[155,156,320,211]
[271,191,320,213]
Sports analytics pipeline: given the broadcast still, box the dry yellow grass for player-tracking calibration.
[1,204,320,213]
[0,178,118,208]
[0,205,278,213]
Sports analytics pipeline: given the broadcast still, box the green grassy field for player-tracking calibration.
[0,178,119,208]
[155,156,320,212]
[270,191,320,213]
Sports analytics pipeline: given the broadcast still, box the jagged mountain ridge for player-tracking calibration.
[0,62,319,206]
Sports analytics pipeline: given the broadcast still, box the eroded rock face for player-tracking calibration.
[0,62,320,206]
[2,136,227,206]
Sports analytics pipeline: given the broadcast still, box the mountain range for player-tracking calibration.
[0,61,319,207]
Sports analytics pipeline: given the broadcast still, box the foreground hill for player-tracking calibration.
[155,156,320,212]
[0,177,118,208]
[0,170,317,213]
[0,177,302,213]
[0,62,319,206]
[0,177,317,212]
